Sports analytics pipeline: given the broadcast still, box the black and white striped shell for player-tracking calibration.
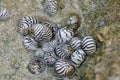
[55,43,73,59]
[42,39,57,53]
[23,35,38,51]
[43,51,56,66]
[69,37,82,50]
[18,16,38,36]
[49,23,62,35]
[44,0,58,16]
[29,24,53,42]
[55,27,74,44]
[43,22,56,35]
[28,56,46,74]
[0,7,9,20]
[67,16,79,30]
[81,36,96,55]
[55,59,75,77]
[71,49,86,67]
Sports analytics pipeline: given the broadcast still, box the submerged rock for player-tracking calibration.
[94,24,120,80]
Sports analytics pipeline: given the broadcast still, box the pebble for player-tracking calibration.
[98,20,106,27]
[13,63,20,69]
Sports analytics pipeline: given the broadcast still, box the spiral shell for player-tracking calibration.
[67,16,77,25]
[29,24,53,42]
[81,36,96,55]
[44,0,58,16]
[55,27,74,44]
[42,39,57,53]
[28,56,46,74]
[55,43,73,59]
[71,49,86,67]
[18,16,38,36]
[69,37,82,50]
[55,59,75,77]
[43,22,56,35]
[67,15,80,30]
[0,7,9,20]
[43,51,56,66]
[23,35,38,51]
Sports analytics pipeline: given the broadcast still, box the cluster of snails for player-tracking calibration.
[17,0,97,79]
[17,15,96,79]
[0,0,97,79]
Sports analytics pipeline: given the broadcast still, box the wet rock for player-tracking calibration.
[0,0,120,80]
[13,63,20,69]
[94,24,120,80]
[98,20,106,27]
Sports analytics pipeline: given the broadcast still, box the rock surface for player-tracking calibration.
[0,0,120,80]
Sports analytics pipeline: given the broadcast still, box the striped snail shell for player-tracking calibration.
[71,49,86,67]
[29,24,53,42]
[81,36,96,55]
[69,37,82,50]
[43,22,56,35]
[55,43,74,59]
[18,16,38,36]
[44,0,58,16]
[23,35,38,51]
[28,56,46,74]
[55,27,74,44]
[43,22,62,35]
[67,15,79,30]
[55,59,75,77]
[48,23,62,35]
[0,7,9,20]
[43,51,56,66]
[42,39,57,53]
